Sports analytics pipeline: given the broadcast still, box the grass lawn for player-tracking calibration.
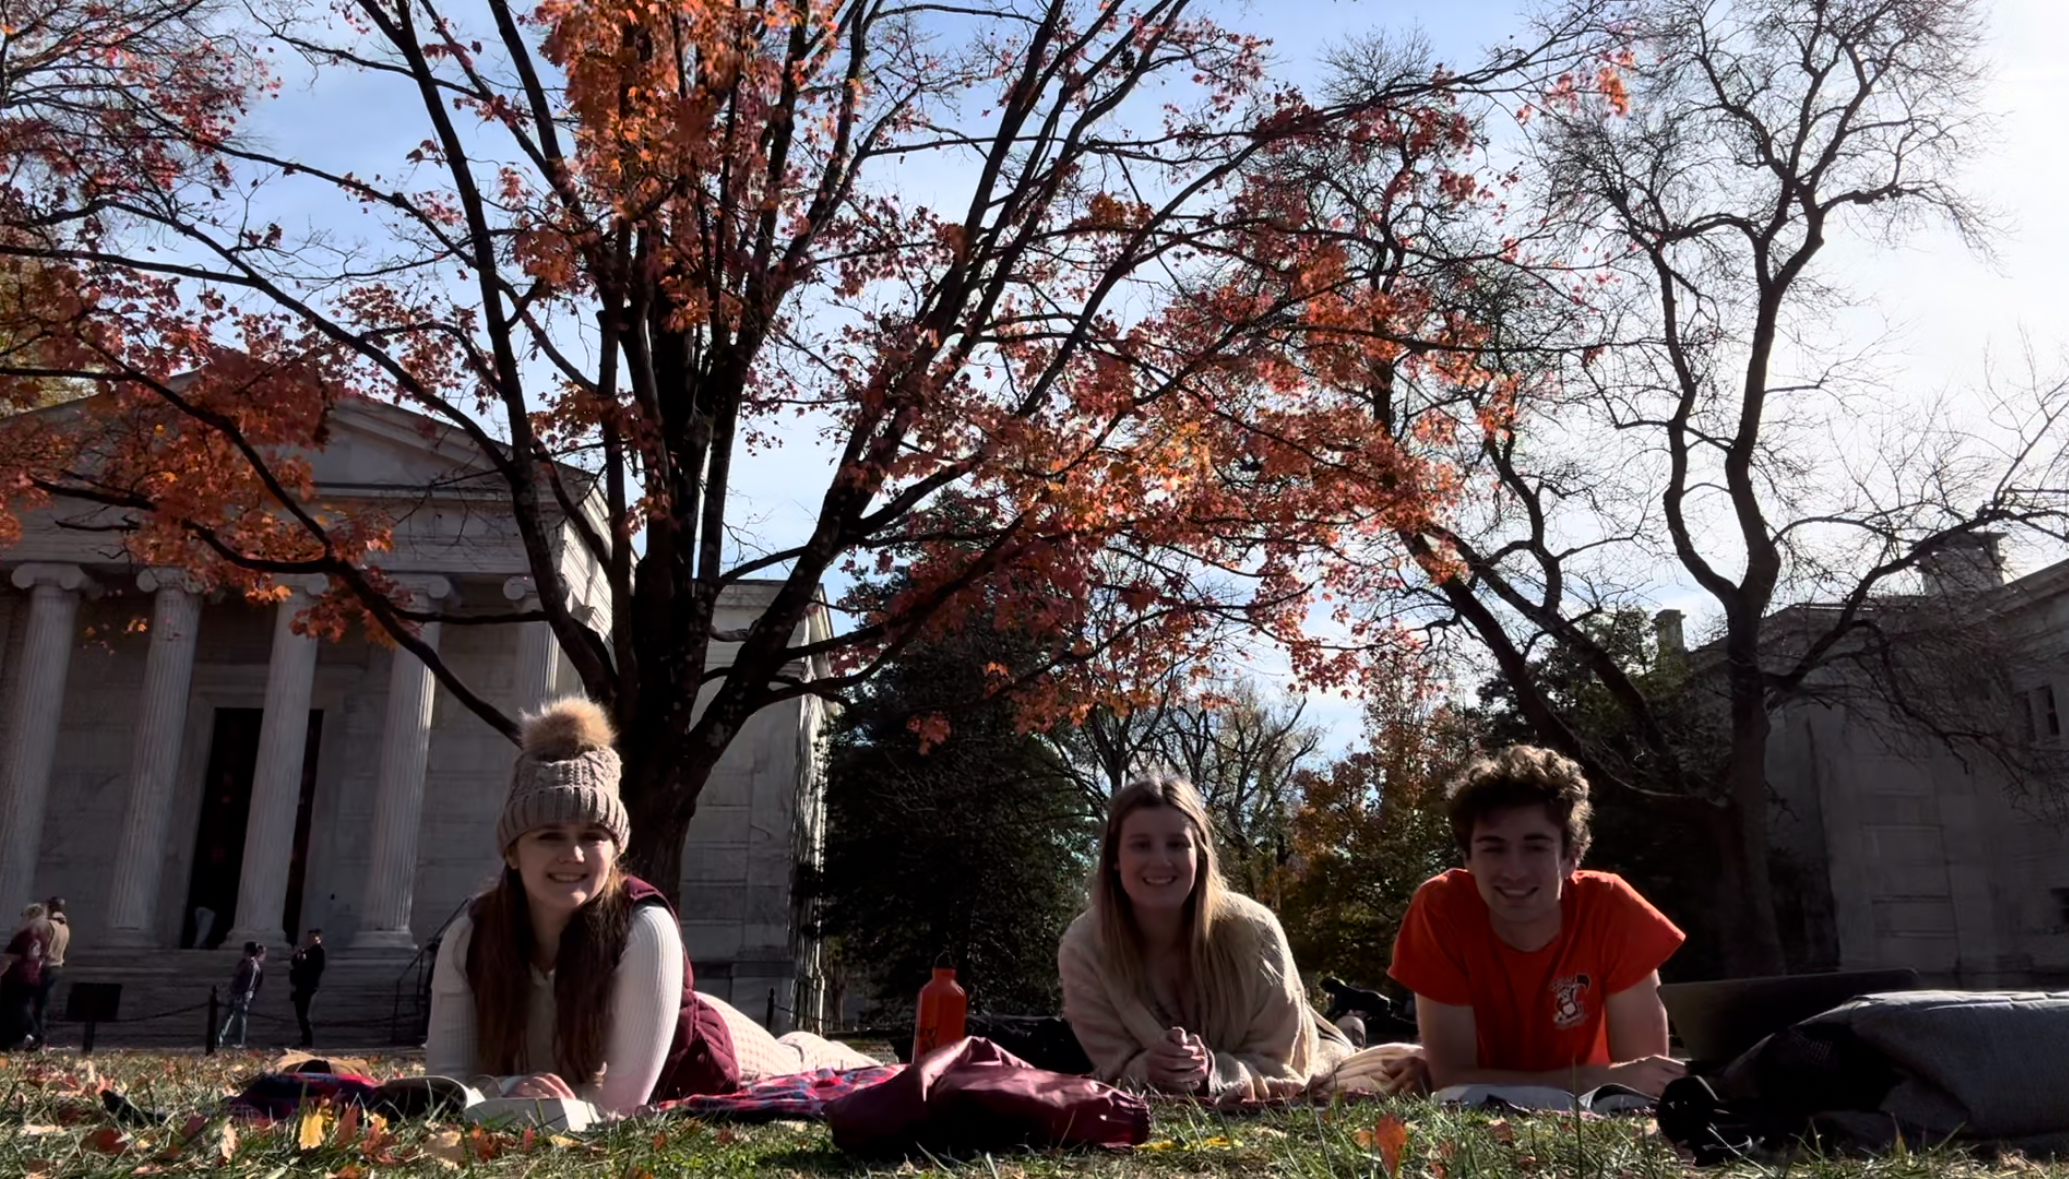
[0,1049,2060,1178]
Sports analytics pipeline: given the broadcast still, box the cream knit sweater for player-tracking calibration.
[1058,892,1350,1098]
[425,905,682,1114]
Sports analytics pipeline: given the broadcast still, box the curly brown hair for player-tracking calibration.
[1445,745,1593,860]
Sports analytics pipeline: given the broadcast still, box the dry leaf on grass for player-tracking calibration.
[424,1127,467,1170]
[331,1103,362,1148]
[468,1125,507,1161]
[1353,1113,1408,1178]
[297,1106,330,1150]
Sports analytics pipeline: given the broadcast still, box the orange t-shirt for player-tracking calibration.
[1388,869,1684,1073]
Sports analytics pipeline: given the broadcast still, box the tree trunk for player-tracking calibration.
[619,736,708,905]
[1720,661,1788,976]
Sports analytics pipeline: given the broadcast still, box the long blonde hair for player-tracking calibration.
[1091,775,1252,1036]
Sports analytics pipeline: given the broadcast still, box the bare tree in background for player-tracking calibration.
[1046,674,1324,900]
[1151,680,1322,902]
[1315,0,2069,973]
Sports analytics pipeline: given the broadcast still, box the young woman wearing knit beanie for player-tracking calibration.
[425,697,871,1114]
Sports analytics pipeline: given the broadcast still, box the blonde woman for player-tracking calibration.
[1058,775,1350,1100]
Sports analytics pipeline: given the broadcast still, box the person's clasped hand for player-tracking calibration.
[503,1073,579,1101]
[1602,1055,1686,1096]
[1376,1046,1431,1095]
[1146,1026,1212,1093]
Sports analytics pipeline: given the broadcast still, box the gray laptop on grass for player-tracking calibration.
[1659,968,1920,1068]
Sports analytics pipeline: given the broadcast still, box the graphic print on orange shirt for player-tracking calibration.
[1550,973,1593,1030]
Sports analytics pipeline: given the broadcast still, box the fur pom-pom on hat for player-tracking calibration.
[498,696,629,853]
[521,697,616,761]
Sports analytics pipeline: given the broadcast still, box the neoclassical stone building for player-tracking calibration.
[0,395,830,1038]
[1756,538,2069,988]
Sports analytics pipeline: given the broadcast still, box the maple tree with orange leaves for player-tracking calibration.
[0,0,1618,888]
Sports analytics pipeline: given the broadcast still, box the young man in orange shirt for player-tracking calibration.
[1389,746,1687,1095]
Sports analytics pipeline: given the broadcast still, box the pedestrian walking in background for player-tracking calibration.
[1,903,50,1049]
[31,897,68,1046]
[220,942,265,1049]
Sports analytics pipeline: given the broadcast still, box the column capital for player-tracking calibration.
[11,563,95,593]
[136,568,205,595]
[273,573,330,599]
[502,574,538,604]
[388,573,453,606]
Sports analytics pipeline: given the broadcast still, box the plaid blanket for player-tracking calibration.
[654,1064,905,1122]
[212,1063,906,1127]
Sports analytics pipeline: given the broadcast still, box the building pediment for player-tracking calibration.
[301,397,508,497]
[11,391,594,507]
[4,393,606,577]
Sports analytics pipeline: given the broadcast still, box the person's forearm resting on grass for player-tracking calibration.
[1416,972,1685,1095]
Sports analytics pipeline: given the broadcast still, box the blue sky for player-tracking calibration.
[240,0,2069,753]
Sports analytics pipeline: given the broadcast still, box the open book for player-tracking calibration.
[1432,1083,1656,1114]
[373,1076,603,1132]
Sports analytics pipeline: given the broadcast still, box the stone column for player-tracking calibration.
[355,576,452,952]
[103,571,206,947]
[503,576,559,716]
[0,564,93,909]
[225,576,327,948]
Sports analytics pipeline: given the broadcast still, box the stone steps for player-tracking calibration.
[43,949,432,1050]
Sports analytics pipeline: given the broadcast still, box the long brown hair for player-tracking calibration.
[464,863,634,1084]
[1091,775,1250,1036]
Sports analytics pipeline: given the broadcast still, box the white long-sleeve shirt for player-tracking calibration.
[424,904,684,1114]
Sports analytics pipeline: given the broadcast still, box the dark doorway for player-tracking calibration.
[181,709,324,948]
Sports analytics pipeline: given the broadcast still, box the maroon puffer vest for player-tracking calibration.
[622,874,740,1099]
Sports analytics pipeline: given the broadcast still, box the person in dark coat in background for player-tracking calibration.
[289,929,325,1048]
[1,904,51,1049]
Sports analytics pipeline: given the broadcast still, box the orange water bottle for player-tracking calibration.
[912,965,967,1062]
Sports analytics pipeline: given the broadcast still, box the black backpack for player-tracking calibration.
[1660,990,2069,1164]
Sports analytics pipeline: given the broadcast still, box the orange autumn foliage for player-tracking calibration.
[0,0,1616,885]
